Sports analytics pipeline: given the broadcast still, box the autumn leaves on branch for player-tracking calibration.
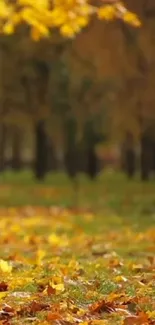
[0,0,141,40]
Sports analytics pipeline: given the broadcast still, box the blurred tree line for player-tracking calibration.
[0,0,155,181]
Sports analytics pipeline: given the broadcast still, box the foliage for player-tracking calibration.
[0,0,141,40]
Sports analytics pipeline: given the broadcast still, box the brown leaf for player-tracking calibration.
[0,311,14,320]
[29,301,50,314]
[0,283,8,292]
[2,306,14,314]
[47,284,56,296]
[18,301,50,316]
[89,300,116,313]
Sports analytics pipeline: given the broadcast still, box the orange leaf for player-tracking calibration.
[89,300,116,313]
[47,311,62,321]
[124,312,149,325]
[2,305,14,314]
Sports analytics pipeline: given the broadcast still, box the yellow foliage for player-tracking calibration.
[0,0,12,19]
[30,27,42,41]
[147,311,155,319]
[98,6,116,21]
[123,12,141,27]
[19,0,49,10]
[48,233,61,245]
[3,21,14,34]
[60,24,77,37]
[36,249,46,264]
[0,292,7,299]
[50,281,65,293]
[0,259,12,273]
[45,276,65,294]
[0,0,141,40]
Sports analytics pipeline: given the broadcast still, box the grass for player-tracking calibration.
[0,169,155,211]
[0,170,154,324]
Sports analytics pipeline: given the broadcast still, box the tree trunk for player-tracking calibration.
[34,120,48,180]
[140,133,153,181]
[46,141,58,172]
[12,127,22,170]
[122,133,136,178]
[65,148,78,179]
[152,141,155,174]
[124,149,136,178]
[64,117,78,179]
[0,124,7,171]
[87,147,98,179]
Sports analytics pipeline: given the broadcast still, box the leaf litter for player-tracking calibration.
[0,207,154,324]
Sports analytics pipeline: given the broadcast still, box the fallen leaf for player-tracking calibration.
[0,293,7,299]
[18,301,50,316]
[124,312,149,325]
[49,276,65,294]
[47,311,62,321]
[0,310,14,320]
[89,300,116,313]
[0,260,12,274]
[115,275,128,282]
[29,301,50,314]
[0,282,8,292]
[47,283,56,295]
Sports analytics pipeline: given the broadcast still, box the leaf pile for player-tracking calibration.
[0,206,154,324]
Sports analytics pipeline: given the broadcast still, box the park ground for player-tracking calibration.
[0,171,154,324]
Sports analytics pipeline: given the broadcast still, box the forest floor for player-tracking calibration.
[0,171,154,324]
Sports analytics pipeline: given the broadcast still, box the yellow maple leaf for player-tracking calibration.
[98,5,116,21]
[123,12,141,27]
[0,0,12,19]
[3,21,14,34]
[0,259,12,273]
[49,276,65,293]
[36,249,46,264]
[0,292,7,299]
[35,23,49,36]
[60,24,76,37]
[19,0,49,10]
[47,8,67,26]
[31,26,48,41]
[68,259,80,270]
[147,311,155,319]
[115,275,128,282]
[48,233,60,245]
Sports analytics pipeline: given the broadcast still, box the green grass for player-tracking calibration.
[0,169,155,225]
